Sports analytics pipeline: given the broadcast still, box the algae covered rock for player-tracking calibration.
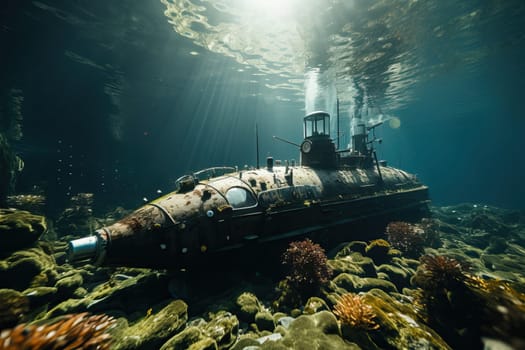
[41,269,170,320]
[236,292,262,323]
[0,246,57,291]
[0,208,47,253]
[54,272,84,298]
[85,270,171,314]
[44,298,90,319]
[201,311,239,349]
[365,239,392,265]
[263,311,358,349]
[234,311,356,349]
[113,299,188,350]
[335,241,367,257]
[328,252,377,277]
[22,286,58,308]
[255,311,275,332]
[160,326,206,350]
[304,296,330,314]
[0,288,30,328]
[361,289,451,349]
[161,313,237,350]
[333,273,398,294]
[376,264,412,289]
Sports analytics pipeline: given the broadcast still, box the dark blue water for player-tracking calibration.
[1,0,524,214]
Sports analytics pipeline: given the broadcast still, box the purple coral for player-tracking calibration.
[385,221,425,257]
[282,238,332,292]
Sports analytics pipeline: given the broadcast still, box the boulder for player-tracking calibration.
[113,299,188,350]
[0,209,47,253]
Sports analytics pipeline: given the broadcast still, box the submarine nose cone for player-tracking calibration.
[67,235,102,263]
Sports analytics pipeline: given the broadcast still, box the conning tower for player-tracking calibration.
[300,111,337,168]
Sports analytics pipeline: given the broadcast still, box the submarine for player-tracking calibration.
[68,111,429,268]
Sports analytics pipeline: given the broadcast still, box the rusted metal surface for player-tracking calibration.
[69,164,428,267]
[68,111,429,268]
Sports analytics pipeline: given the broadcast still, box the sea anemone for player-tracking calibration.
[412,254,468,291]
[282,238,332,292]
[0,312,116,350]
[333,293,379,330]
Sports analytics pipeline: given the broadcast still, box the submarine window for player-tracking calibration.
[225,187,257,208]
[304,112,330,137]
[305,121,313,138]
[316,119,326,135]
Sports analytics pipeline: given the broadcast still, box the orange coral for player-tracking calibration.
[0,312,116,350]
[333,293,379,330]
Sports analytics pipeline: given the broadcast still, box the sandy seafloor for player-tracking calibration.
[0,203,524,350]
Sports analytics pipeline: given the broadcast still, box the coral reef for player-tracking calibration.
[333,292,379,330]
[0,312,115,350]
[0,203,522,349]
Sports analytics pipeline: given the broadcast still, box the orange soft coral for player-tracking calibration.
[333,293,379,330]
[0,312,115,350]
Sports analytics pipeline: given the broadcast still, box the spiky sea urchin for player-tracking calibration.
[412,254,468,291]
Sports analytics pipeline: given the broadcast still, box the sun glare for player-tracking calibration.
[237,0,298,19]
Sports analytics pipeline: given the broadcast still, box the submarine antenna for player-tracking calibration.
[256,123,260,169]
[272,136,300,148]
[368,123,384,185]
[336,98,340,150]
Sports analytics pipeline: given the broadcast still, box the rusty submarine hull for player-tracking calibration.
[68,111,429,269]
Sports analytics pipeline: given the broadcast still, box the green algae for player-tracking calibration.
[112,299,188,350]
[0,209,47,253]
